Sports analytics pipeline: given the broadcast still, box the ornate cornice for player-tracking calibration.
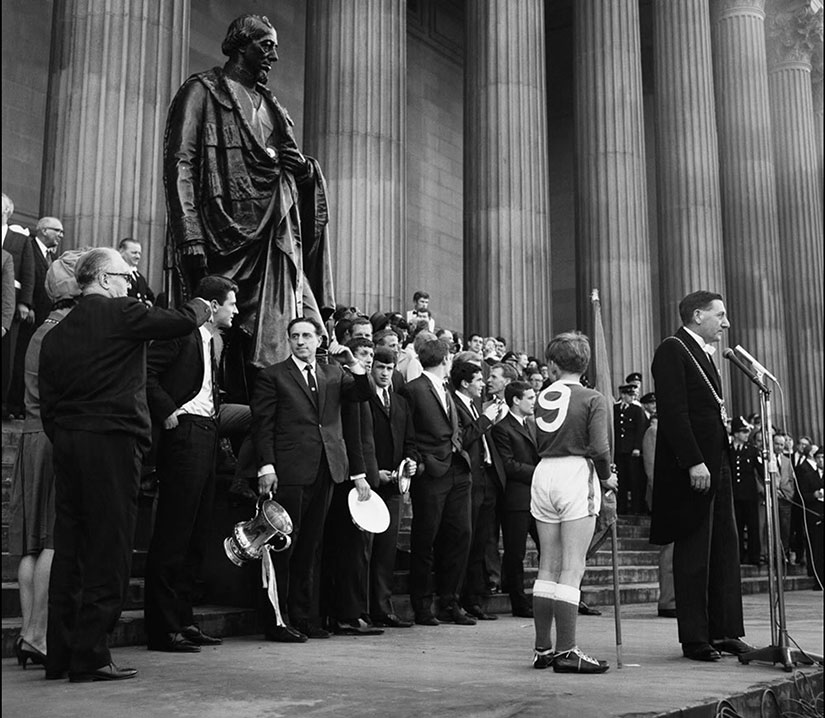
[766,4,823,68]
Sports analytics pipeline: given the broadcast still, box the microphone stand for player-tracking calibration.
[733,369,823,671]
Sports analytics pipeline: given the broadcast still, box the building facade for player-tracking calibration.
[2,0,822,437]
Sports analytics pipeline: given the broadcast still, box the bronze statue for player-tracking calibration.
[164,14,334,396]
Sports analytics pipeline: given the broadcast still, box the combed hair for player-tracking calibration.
[412,290,430,302]
[221,14,273,57]
[347,337,374,353]
[194,275,238,305]
[418,337,450,369]
[413,329,436,353]
[374,327,401,345]
[545,331,591,374]
[334,317,352,342]
[74,247,118,289]
[373,346,397,366]
[678,290,724,326]
[450,360,482,390]
[504,380,531,407]
[491,362,518,381]
[287,316,323,336]
[118,237,140,250]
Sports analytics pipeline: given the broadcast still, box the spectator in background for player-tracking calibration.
[8,250,83,668]
[467,333,484,354]
[614,384,647,515]
[797,444,823,583]
[405,290,435,333]
[397,322,435,382]
[772,433,796,562]
[118,238,155,307]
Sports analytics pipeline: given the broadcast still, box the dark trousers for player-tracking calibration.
[47,430,141,674]
[501,509,539,613]
[778,499,792,559]
[258,461,333,633]
[804,515,823,579]
[1,320,20,403]
[462,466,500,608]
[616,453,645,514]
[370,488,402,618]
[321,481,373,621]
[409,458,471,614]
[673,461,744,645]
[144,416,218,642]
[733,498,761,564]
[6,318,36,411]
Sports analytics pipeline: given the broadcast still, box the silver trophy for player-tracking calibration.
[224,494,293,566]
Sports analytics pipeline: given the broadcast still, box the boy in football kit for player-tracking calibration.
[530,332,618,674]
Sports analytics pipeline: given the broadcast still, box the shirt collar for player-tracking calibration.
[422,369,444,390]
[291,354,315,373]
[35,237,50,257]
[454,391,473,410]
[683,326,716,356]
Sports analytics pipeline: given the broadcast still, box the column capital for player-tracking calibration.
[765,4,823,69]
[712,0,766,23]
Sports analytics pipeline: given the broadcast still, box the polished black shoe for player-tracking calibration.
[578,601,601,616]
[181,624,222,646]
[69,662,138,683]
[512,606,534,618]
[464,604,498,621]
[293,622,332,639]
[657,608,677,618]
[532,648,555,669]
[147,632,201,653]
[414,612,440,626]
[682,642,722,661]
[437,604,477,625]
[553,647,609,674]
[332,618,384,636]
[265,625,308,643]
[711,638,755,656]
[372,613,413,628]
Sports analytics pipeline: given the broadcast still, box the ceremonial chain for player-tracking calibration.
[667,336,728,424]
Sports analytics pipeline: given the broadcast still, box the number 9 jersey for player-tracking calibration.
[534,380,612,481]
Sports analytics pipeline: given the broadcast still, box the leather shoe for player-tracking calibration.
[332,618,384,636]
[147,633,201,653]
[372,613,413,628]
[414,612,440,626]
[657,608,677,618]
[181,624,222,646]
[464,604,498,621]
[265,625,308,643]
[578,601,601,616]
[293,621,331,639]
[711,638,755,656]
[69,662,138,683]
[437,604,477,625]
[682,642,722,661]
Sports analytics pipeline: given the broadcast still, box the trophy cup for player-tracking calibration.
[224,494,293,566]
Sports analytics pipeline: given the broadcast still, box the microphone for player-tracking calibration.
[723,348,768,392]
[734,345,778,383]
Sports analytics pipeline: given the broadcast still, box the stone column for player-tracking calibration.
[711,0,789,420]
[464,0,551,356]
[812,37,824,199]
[652,0,727,331]
[303,0,405,313]
[766,3,824,439]
[574,0,655,387]
[42,0,190,289]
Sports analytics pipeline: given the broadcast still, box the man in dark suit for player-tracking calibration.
[1,193,35,416]
[251,317,371,642]
[402,338,476,626]
[7,217,63,415]
[491,381,540,618]
[614,383,647,514]
[797,446,823,582]
[367,346,418,628]
[143,275,238,652]
[39,247,212,682]
[650,290,752,662]
[119,238,155,306]
[451,361,507,620]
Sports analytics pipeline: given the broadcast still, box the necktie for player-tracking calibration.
[470,402,492,465]
[45,248,54,265]
[383,387,391,411]
[305,365,318,404]
[526,418,537,445]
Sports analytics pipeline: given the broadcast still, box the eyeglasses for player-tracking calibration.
[106,272,133,286]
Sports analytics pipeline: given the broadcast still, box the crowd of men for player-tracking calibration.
[3,195,823,680]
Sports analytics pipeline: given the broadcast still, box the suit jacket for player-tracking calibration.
[2,229,35,307]
[401,374,469,478]
[127,270,155,306]
[796,461,824,520]
[29,238,52,325]
[251,357,371,485]
[453,392,505,492]
[341,392,380,489]
[491,413,539,511]
[367,386,417,472]
[614,400,646,454]
[1,249,14,332]
[39,294,210,454]
[146,328,217,423]
[650,326,729,544]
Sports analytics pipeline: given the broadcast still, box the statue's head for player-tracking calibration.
[222,15,278,85]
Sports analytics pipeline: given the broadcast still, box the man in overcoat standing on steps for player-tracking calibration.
[650,290,751,662]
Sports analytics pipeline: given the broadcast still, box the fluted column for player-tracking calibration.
[711,0,789,420]
[766,3,824,439]
[464,0,551,355]
[303,0,405,312]
[652,0,727,332]
[812,39,824,198]
[574,0,654,387]
[42,0,190,288]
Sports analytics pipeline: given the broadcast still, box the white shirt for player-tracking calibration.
[34,237,51,260]
[177,326,215,417]
[455,391,492,465]
[291,354,317,386]
[422,369,449,414]
[683,325,716,356]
